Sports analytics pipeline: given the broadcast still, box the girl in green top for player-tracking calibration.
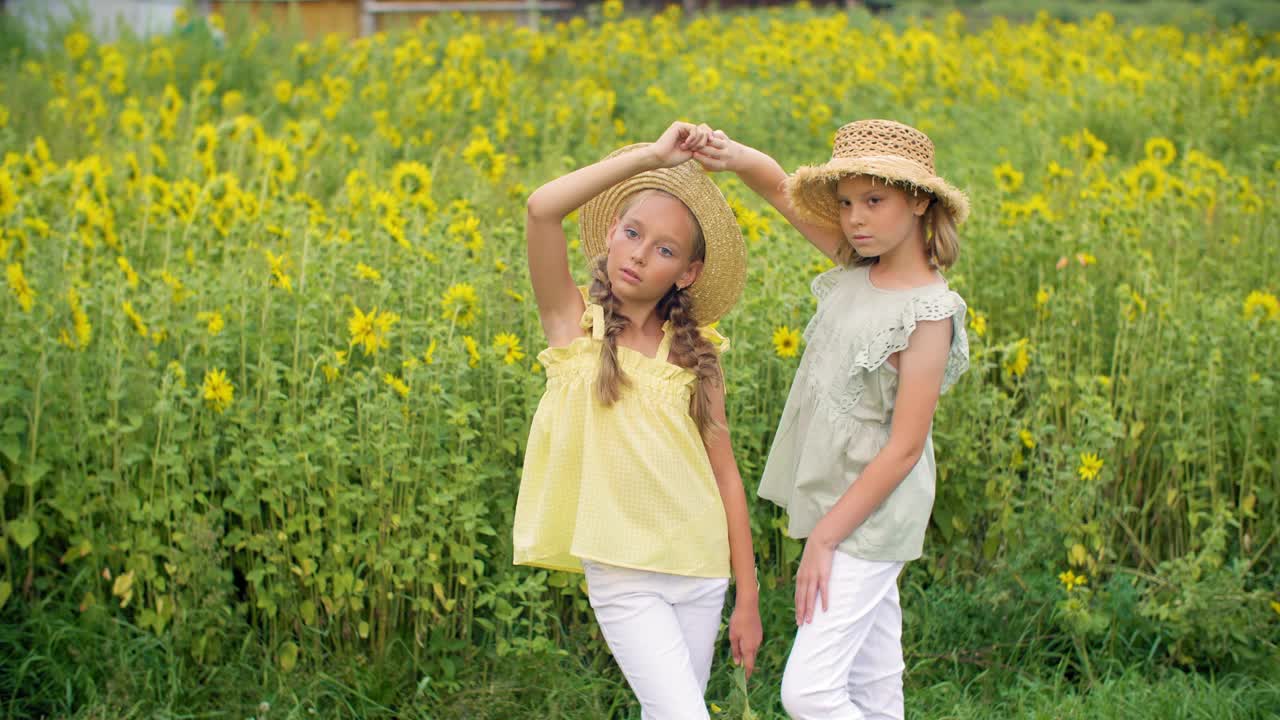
[695,119,971,720]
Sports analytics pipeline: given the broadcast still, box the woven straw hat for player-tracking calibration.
[579,143,746,326]
[786,119,970,227]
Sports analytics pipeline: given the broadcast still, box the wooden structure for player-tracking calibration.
[209,0,574,35]
[3,0,877,43]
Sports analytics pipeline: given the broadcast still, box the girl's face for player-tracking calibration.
[605,192,703,307]
[836,175,930,262]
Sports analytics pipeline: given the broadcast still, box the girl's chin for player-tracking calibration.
[609,281,663,305]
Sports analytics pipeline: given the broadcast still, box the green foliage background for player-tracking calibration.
[0,3,1277,717]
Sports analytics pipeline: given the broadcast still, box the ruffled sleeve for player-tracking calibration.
[809,266,845,301]
[851,290,970,394]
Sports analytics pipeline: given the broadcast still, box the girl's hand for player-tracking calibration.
[728,600,762,680]
[794,536,836,625]
[692,129,745,173]
[650,121,713,168]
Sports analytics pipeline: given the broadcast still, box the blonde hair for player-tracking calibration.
[835,177,961,270]
[587,190,724,442]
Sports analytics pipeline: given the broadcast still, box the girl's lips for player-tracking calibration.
[620,268,641,283]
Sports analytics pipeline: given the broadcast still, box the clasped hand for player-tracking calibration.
[648,121,743,172]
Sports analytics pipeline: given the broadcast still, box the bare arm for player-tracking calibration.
[794,318,952,624]
[705,378,762,678]
[526,147,659,346]
[526,122,711,345]
[694,130,845,262]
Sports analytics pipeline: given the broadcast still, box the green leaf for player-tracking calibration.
[932,505,955,541]
[300,599,316,625]
[8,515,40,550]
[732,664,758,719]
[138,608,159,632]
[0,580,10,609]
[0,437,20,464]
[121,414,144,434]
[279,641,299,672]
[782,538,802,564]
[19,461,50,488]
[59,538,92,564]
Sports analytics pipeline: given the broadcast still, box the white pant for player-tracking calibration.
[780,552,906,720]
[584,561,729,720]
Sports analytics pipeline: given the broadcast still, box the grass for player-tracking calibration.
[5,592,1278,719]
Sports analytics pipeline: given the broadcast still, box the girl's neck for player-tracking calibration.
[869,236,937,288]
[616,298,664,338]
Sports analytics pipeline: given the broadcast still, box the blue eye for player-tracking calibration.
[867,196,881,205]
[625,227,639,239]
[658,247,674,258]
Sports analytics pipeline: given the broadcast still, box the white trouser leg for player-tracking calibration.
[584,561,729,720]
[845,580,904,719]
[779,552,905,720]
[671,584,727,695]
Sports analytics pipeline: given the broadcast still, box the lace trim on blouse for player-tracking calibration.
[801,268,969,429]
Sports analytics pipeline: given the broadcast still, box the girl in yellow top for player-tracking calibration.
[514,121,762,719]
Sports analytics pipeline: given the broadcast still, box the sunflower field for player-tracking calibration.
[1,3,1278,718]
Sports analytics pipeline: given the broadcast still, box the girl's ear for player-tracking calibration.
[912,194,932,217]
[678,260,704,291]
[604,216,620,248]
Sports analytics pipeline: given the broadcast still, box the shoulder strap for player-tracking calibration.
[580,303,606,341]
[699,324,730,354]
[656,321,674,363]
[576,286,606,341]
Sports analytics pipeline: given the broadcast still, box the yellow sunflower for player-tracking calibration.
[0,169,17,217]
[1143,137,1176,167]
[993,162,1024,193]
[772,326,801,358]
[442,282,480,327]
[390,161,433,206]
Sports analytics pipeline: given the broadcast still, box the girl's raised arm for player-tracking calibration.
[694,130,845,262]
[526,122,711,345]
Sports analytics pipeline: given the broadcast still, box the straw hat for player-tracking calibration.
[579,143,746,326]
[786,119,970,227]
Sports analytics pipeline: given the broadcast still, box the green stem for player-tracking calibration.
[24,350,47,570]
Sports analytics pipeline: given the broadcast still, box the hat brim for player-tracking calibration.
[785,156,971,228]
[579,144,746,326]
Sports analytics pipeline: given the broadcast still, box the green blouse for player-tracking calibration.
[758,265,969,562]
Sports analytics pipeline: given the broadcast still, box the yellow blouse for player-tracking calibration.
[513,299,731,578]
